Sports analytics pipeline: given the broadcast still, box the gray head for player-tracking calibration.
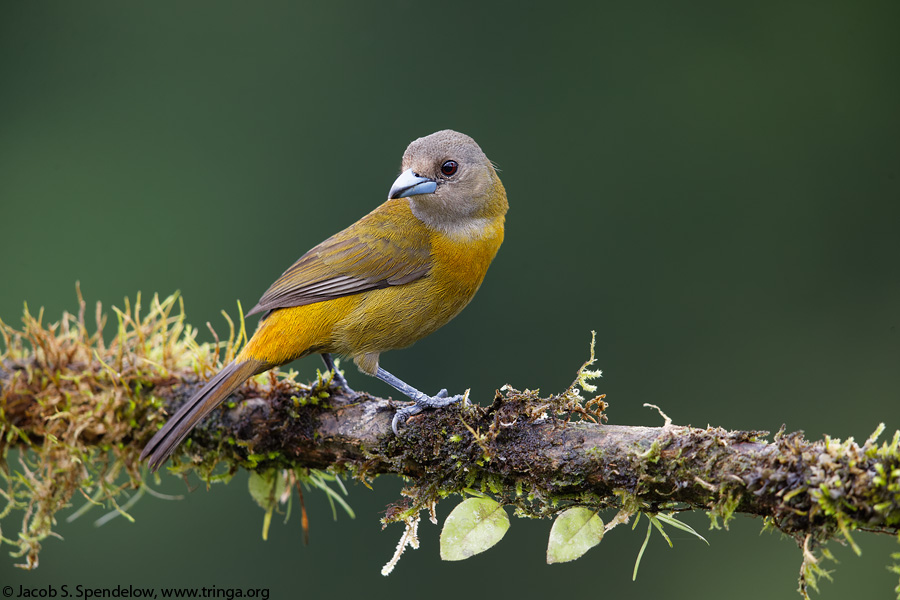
[388,130,505,229]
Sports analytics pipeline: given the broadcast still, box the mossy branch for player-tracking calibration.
[1,290,899,598]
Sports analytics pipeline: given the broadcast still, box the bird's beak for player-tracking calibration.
[389,169,437,199]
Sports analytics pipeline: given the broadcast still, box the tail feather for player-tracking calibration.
[141,359,266,471]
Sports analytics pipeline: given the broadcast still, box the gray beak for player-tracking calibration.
[389,168,438,199]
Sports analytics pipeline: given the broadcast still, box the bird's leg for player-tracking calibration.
[321,353,355,395]
[375,367,463,434]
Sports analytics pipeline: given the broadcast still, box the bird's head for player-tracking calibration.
[389,130,507,234]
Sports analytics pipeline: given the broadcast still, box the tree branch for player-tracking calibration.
[0,291,898,597]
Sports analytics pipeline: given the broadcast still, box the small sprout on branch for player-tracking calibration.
[632,512,709,581]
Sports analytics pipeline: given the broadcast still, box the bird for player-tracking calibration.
[141,130,508,471]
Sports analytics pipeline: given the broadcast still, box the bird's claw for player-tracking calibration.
[391,404,423,435]
[330,371,356,396]
[391,390,464,435]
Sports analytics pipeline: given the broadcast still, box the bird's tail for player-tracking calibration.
[141,358,267,471]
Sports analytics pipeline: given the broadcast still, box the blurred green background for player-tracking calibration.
[1,1,898,598]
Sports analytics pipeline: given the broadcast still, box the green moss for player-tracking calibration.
[636,439,662,463]
[4,293,898,597]
[0,289,202,568]
[708,489,741,531]
[586,446,604,459]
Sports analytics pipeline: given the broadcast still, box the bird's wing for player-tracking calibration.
[246,200,433,316]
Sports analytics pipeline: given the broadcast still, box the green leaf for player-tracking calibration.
[650,516,672,547]
[633,520,653,581]
[302,470,355,520]
[632,512,710,581]
[546,507,604,564]
[248,469,282,509]
[247,469,285,540]
[440,498,509,561]
[655,512,709,545]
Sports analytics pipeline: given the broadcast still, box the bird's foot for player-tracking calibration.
[330,369,356,396]
[320,353,356,395]
[391,389,465,435]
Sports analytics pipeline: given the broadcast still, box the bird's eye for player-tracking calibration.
[441,160,458,177]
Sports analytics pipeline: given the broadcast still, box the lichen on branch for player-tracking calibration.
[0,290,898,599]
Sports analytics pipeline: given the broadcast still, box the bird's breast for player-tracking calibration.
[334,215,504,355]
